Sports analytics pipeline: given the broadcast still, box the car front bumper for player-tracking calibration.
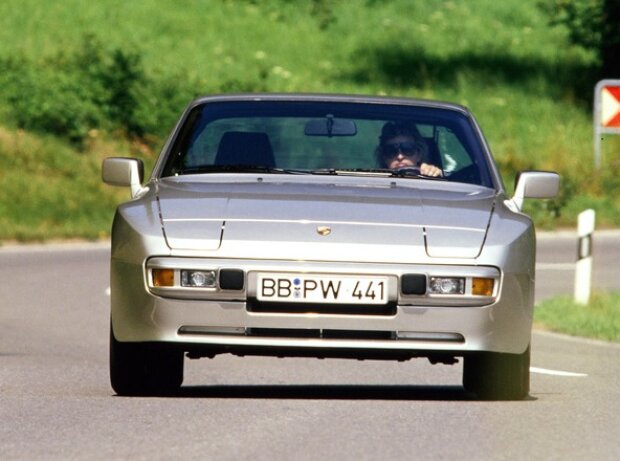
[110,256,534,357]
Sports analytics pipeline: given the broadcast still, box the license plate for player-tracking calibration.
[256,273,388,305]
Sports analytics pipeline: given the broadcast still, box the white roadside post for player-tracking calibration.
[574,209,596,305]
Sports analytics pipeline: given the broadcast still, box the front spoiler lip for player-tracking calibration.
[153,332,469,361]
[178,326,465,345]
[169,328,467,354]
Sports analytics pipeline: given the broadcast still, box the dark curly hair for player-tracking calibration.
[376,121,428,167]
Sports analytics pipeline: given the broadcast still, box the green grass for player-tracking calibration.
[535,292,620,342]
[0,0,618,240]
[0,127,153,241]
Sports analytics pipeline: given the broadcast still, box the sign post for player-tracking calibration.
[594,79,620,168]
[574,209,595,305]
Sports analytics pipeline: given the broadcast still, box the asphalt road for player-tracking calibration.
[1,233,619,460]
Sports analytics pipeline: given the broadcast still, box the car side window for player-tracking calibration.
[436,127,473,174]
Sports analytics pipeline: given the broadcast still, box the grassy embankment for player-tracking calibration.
[1,0,619,241]
[0,1,618,340]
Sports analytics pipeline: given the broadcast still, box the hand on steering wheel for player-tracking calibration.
[418,162,443,177]
[394,164,442,177]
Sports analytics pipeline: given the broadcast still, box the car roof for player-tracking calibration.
[187,93,472,116]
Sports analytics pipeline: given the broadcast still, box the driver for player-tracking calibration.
[376,121,442,177]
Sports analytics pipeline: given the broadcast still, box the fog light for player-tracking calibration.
[181,270,217,288]
[429,277,465,295]
[472,277,494,296]
[152,269,175,287]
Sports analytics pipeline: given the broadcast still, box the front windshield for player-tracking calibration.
[161,100,493,187]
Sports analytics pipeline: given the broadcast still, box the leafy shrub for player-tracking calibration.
[541,0,620,77]
[0,37,191,145]
[0,35,279,147]
[0,55,105,143]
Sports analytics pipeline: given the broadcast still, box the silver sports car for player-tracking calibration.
[103,94,559,399]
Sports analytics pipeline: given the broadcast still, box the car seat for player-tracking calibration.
[214,131,275,167]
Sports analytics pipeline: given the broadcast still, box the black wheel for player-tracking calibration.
[463,345,530,400]
[110,324,184,396]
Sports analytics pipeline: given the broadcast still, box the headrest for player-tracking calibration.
[215,131,275,167]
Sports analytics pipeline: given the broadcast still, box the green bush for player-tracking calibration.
[0,55,104,143]
[0,36,279,147]
[0,37,196,145]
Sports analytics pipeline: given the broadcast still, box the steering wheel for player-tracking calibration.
[393,166,422,177]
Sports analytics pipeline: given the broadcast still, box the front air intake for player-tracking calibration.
[246,300,397,316]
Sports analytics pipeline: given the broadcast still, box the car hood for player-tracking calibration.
[156,179,496,260]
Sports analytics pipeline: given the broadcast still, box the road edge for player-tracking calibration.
[533,329,620,349]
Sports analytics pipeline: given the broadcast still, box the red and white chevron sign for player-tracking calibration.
[594,80,620,168]
[601,85,620,128]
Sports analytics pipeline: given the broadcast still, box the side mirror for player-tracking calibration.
[512,171,560,210]
[102,157,147,198]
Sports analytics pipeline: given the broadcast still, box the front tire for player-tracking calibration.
[110,324,184,396]
[463,345,530,400]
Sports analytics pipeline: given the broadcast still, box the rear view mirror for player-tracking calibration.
[304,114,357,137]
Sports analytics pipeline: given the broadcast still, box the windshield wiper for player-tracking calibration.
[176,165,445,180]
[176,165,311,175]
[309,168,445,179]
[310,168,393,177]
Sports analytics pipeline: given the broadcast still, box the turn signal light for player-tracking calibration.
[472,277,494,296]
[152,269,175,287]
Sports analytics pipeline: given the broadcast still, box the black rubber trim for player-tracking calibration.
[219,269,245,290]
[401,273,427,295]
[247,299,397,316]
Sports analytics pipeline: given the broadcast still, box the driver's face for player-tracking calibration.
[382,135,422,169]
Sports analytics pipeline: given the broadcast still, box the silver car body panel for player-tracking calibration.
[157,176,494,258]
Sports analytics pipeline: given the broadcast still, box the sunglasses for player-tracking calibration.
[382,142,419,157]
